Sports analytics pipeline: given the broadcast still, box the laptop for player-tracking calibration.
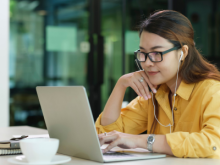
[36,86,166,163]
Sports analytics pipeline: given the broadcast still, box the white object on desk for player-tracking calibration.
[20,138,59,164]
[8,155,71,165]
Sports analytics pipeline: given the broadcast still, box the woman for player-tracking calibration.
[95,10,220,158]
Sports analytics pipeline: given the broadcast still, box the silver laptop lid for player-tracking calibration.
[36,86,104,162]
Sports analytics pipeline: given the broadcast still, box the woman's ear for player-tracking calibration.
[181,45,189,61]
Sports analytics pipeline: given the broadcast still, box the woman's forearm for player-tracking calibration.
[153,135,173,155]
[101,78,127,126]
[138,134,174,155]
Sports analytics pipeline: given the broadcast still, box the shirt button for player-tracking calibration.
[213,146,217,151]
[174,107,177,111]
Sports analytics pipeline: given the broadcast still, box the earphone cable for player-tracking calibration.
[151,52,182,133]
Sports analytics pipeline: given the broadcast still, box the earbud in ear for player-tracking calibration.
[180,51,183,60]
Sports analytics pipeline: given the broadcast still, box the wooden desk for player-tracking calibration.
[0,126,220,165]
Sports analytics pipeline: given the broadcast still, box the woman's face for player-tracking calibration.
[139,31,181,86]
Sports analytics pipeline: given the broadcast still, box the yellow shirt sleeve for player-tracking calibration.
[95,96,148,134]
[166,84,220,158]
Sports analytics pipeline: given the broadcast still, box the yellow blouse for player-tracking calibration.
[95,79,220,159]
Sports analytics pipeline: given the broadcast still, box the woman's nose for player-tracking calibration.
[143,56,154,67]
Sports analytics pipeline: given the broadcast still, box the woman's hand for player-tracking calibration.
[98,130,145,153]
[98,131,174,155]
[118,71,157,100]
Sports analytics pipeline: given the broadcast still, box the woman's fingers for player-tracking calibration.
[103,138,121,153]
[138,78,152,99]
[99,131,139,153]
[100,134,125,153]
[98,131,120,140]
[131,71,157,100]
[134,80,150,100]
[99,134,118,146]
[120,70,156,100]
[101,135,137,153]
[104,130,119,136]
[131,82,142,97]
[140,71,157,94]
[98,132,107,139]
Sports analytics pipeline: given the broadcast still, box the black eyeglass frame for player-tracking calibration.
[134,46,181,63]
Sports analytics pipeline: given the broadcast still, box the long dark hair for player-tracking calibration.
[139,10,220,133]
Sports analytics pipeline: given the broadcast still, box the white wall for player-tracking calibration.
[0,0,9,127]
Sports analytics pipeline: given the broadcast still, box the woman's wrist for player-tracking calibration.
[136,134,173,155]
[136,134,149,149]
[117,76,128,89]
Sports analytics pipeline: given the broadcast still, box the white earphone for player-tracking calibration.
[180,51,183,61]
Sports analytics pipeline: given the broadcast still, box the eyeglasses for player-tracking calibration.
[134,46,181,62]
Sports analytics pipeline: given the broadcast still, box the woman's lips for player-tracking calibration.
[148,71,159,76]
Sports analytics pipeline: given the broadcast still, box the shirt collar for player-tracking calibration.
[155,81,195,100]
[176,81,195,100]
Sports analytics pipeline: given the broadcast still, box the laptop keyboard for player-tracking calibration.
[103,151,134,157]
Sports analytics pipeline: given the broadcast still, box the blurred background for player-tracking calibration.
[8,0,220,129]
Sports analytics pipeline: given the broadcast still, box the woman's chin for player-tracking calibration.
[149,77,165,86]
[149,81,161,86]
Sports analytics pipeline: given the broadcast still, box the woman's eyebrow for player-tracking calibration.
[139,45,164,50]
